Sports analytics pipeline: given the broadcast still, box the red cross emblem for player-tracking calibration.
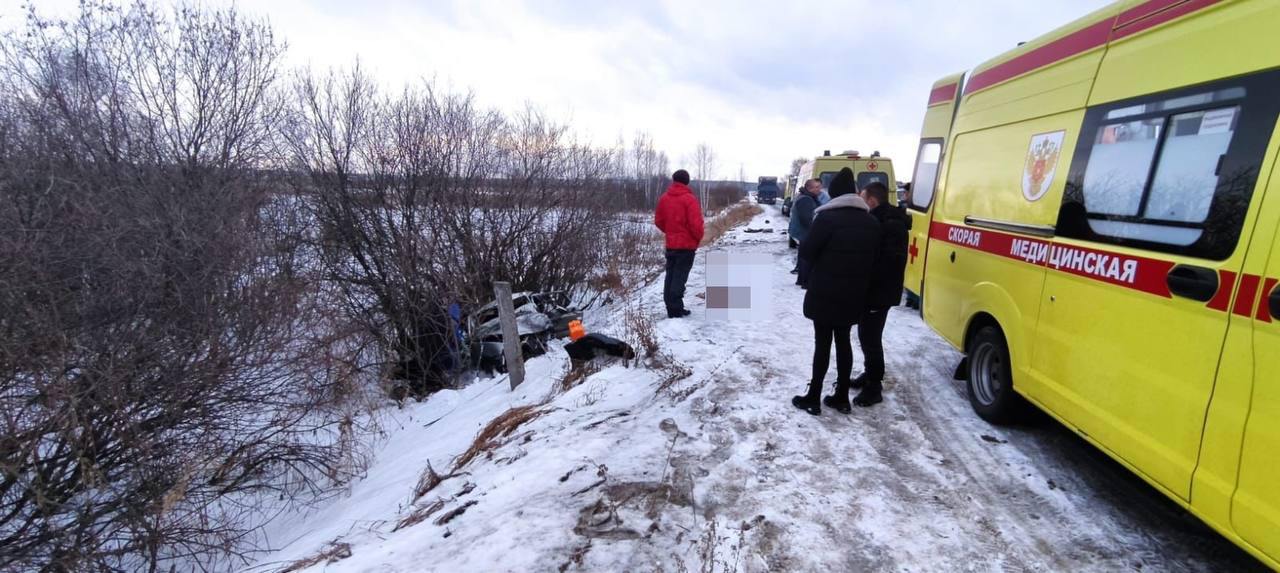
[867,161,878,171]
[909,236,920,264]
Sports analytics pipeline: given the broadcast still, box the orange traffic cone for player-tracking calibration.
[568,320,586,341]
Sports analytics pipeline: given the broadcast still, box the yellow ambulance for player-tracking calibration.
[907,0,1280,567]
[796,151,896,197]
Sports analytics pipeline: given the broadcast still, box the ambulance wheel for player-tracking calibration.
[966,325,1024,424]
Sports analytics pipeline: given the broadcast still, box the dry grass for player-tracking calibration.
[559,541,592,572]
[700,203,763,247]
[278,540,353,572]
[433,500,479,526]
[451,405,549,472]
[394,499,446,532]
[411,462,460,504]
[623,299,660,359]
[654,354,694,396]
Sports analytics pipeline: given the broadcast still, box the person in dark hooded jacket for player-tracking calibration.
[791,168,880,416]
[844,181,911,408]
[788,178,820,286]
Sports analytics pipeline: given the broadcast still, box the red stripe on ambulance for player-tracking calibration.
[1044,243,1173,296]
[1206,270,1237,312]
[929,221,1280,321]
[963,0,1224,96]
[1233,274,1261,318]
[1256,277,1277,323]
[1113,0,1225,40]
[929,221,1176,298]
[928,82,959,106]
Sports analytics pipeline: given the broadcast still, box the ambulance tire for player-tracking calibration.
[966,325,1025,425]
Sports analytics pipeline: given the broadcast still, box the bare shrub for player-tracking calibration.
[705,182,748,214]
[285,69,624,398]
[574,382,612,409]
[284,66,469,398]
[654,355,695,396]
[557,362,601,394]
[588,217,664,307]
[0,4,370,571]
[624,300,661,359]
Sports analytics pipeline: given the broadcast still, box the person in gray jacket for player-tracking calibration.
[787,178,821,287]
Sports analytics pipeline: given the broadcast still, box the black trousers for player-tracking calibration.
[663,249,696,316]
[808,321,853,396]
[858,307,890,384]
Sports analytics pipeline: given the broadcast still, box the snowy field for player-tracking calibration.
[244,205,1264,572]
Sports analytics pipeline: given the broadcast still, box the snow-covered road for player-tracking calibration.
[248,204,1264,572]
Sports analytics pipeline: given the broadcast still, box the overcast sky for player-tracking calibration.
[3,0,1113,181]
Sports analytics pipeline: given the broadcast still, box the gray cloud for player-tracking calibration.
[1,0,1114,179]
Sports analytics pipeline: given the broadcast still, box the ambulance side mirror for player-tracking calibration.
[1166,264,1218,302]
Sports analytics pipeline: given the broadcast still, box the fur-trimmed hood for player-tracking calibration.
[814,193,869,214]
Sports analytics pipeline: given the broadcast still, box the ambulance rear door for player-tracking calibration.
[1232,148,1280,565]
[906,73,964,305]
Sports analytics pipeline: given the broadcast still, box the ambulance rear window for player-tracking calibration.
[819,171,838,190]
[858,172,890,191]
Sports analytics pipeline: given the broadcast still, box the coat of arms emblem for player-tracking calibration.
[1022,131,1065,202]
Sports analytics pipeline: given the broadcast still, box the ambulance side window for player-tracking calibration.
[1058,71,1280,260]
[910,139,942,211]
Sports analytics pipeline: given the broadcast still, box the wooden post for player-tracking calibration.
[493,281,525,390]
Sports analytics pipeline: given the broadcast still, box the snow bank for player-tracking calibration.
[244,206,1254,573]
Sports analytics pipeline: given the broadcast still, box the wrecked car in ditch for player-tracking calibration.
[466,291,581,375]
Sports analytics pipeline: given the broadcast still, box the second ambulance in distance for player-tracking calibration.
[796,151,895,197]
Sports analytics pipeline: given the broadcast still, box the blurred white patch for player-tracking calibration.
[704,251,772,321]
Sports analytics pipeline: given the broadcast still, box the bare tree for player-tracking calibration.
[632,131,657,205]
[440,103,618,305]
[790,156,809,178]
[655,151,670,183]
[693,143,718,209]
[0,3,369,571]
[610,133,628,180]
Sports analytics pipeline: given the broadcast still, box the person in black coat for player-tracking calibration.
[846,181,911,408]
[791,168,881,416]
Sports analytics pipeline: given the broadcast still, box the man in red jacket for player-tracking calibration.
[654,169,704,318]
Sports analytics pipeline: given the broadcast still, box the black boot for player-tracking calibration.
[791,394,821,415]
[852,380,883,407]
[849,372,869,390]
[792,380,822,416]
[823,380,852,414]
